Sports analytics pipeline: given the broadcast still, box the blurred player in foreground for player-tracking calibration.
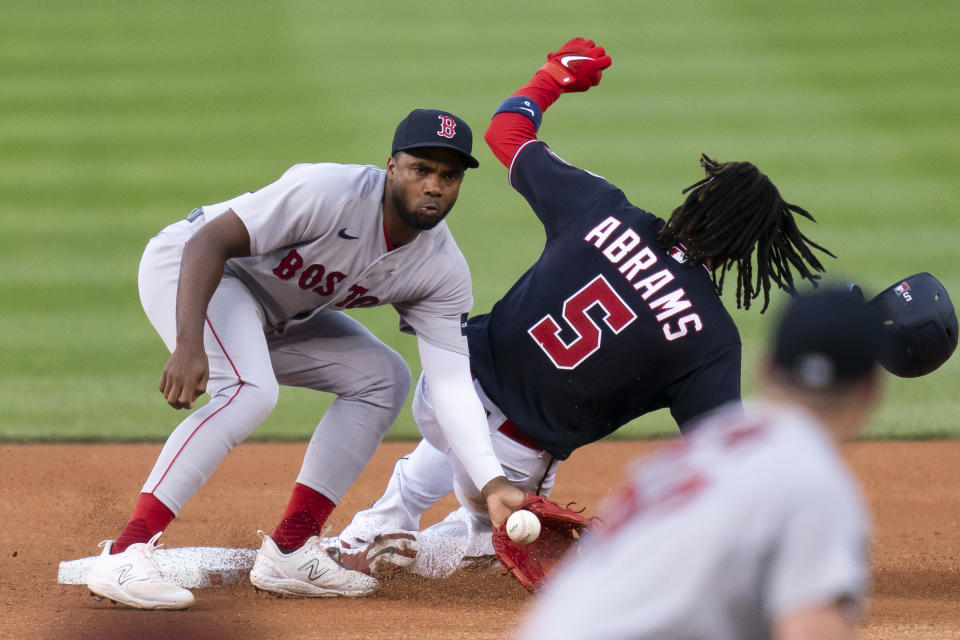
[516,287,883,640]
[332,38,835,579]
[84,109,526,609]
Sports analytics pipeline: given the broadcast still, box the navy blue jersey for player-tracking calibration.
[467,141,741,459]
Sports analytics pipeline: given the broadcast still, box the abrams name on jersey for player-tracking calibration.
[585,216,704,342]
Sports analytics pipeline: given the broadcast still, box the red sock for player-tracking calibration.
[271,483,335,552]
[112,493,175,554]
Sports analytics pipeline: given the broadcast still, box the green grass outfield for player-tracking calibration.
[1,0,958,442]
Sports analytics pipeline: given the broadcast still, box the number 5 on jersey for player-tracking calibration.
[528,275,637,369]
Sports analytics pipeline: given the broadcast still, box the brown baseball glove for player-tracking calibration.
[491,493,597,591]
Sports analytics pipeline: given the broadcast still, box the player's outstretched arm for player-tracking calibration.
[160,210,251,409]
[416,339,513,522]
[485,37,611,167]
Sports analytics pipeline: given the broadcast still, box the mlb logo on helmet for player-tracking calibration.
[894,281,913,301]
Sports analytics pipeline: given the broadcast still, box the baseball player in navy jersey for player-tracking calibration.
[84,108,526,610]
[332,39,835,579]
[516,288,882,640]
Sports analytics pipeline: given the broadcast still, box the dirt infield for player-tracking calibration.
[1,440,958,639]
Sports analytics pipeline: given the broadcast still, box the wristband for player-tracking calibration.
[493,96,543,130]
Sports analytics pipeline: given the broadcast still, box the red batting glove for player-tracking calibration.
[540,37,612,93]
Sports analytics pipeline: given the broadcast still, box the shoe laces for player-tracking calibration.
[143,531,165,554]
[96,531,165,556]
[295,529,339,565]
[131,549,165,581]
[302,534,332,558]
[131,531,165,564]
[301,525,333,544]
[109,532,166,581]
[256,526,333,552]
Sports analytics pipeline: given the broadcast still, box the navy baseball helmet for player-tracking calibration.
[869,272,958,378]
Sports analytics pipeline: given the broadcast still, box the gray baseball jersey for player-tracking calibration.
[200,162,473,354]
[517,400,871,640]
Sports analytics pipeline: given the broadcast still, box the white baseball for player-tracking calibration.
[506,509,541,545]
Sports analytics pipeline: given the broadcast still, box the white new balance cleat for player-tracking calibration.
[249,531,379,597]
[86,532,195,610]
[332,530,419,578]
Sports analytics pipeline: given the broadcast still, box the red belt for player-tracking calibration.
[498,419,542,451]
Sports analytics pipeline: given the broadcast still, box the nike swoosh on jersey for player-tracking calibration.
[338,228,359,240]
[519,107,536,116]
[560,55,594,68]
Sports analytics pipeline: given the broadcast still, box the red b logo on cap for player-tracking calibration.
[437,115,456,139]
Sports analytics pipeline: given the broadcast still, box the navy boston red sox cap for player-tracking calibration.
[392,109,480,169]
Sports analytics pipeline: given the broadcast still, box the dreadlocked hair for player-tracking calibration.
[656,153,835,312]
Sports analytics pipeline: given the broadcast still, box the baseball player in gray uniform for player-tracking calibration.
[85,108,524,610]
[515,288,883,640]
